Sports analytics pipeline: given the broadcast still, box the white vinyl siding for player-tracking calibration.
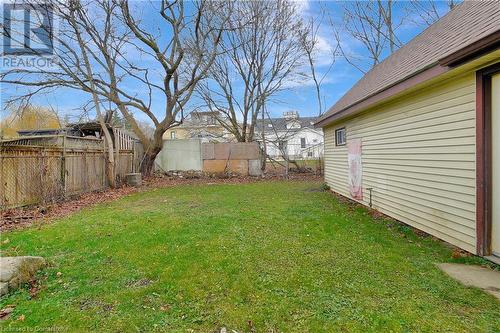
[323,73,477,253]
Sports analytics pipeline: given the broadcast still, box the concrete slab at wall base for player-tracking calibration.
[157,140,261,176]
[202,143,215,160]
[228,160,249,176]
[155,139,203,172]
[0,256,46,296]
[210,143,261,160]
[229,143,260,160]
[214,144,231,160]
[437,263,500,299]
[203,160,228,173]
[202,159,251,175]
[249,159,263,176]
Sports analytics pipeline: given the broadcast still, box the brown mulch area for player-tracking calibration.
[0,173,321,232]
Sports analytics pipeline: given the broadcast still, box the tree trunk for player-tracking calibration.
[141,153,156,177]
[260,108,266,172]
[104,136,116,188]
[386,0,395,53]
[99,123,116,188]
[68,5,116,188]
[140,142,162,177]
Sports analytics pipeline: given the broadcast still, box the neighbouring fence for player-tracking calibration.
[155,140,262,176]
[260,141,324,176]
[264,157,324,176]
[0,135,139,209]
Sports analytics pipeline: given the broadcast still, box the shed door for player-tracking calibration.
[492,74,500,256]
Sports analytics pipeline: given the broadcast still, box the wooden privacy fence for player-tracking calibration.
[0,136,138,209]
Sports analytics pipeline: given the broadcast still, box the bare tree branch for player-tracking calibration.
[197,0,308,142]
[1,0,233,175]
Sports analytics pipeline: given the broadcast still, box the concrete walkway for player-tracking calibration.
[438,263,500,300]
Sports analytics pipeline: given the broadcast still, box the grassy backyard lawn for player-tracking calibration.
[0,180,499,332]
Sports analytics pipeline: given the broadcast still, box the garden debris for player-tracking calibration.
[452,249,472,259]
[0,306,15,320]
[29,280,41,299]
[0,186,136,231]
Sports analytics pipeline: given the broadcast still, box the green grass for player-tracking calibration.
[0,181,498,332]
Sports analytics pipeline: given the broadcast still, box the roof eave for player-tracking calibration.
[315,64,448,128]
[316,30,500,129]
[439,30,500,67]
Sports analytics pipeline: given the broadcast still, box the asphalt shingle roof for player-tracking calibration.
[255,116,318,132]
[318,1,500,124]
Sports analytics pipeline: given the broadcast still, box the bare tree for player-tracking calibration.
[332,0,457,73]
[67,0,116,187]
[408,0,459,27]
[258,111,311,174]
[0,104,62,139]
[1,0,232,175]
[379,0,401,53]
[300,13,338,116]
[197,0,308,142]
[329,1,405,73]
[333,1,387,73]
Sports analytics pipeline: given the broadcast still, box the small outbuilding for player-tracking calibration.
[316,2,500,259]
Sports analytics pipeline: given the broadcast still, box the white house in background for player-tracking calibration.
[255,111,323,159]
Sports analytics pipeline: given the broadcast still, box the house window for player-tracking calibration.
[335,127,346,146]
[300,137,306,148]
[170,131,176,139]
[308,152,313,157]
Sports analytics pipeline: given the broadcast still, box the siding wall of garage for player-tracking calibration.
[323,72,477,253]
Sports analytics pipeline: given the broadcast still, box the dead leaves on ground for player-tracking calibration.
[0,306,15,320]
[0,186,136,232]
[0,306,25,322]
[1,175,321,232]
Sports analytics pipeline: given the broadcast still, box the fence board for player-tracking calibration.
[0,145,136,209]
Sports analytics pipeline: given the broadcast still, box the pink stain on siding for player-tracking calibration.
[348,139,363,200]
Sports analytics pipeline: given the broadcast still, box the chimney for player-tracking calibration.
[283,111,299,120]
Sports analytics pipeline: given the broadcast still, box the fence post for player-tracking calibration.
[61,135,67,197]
[0,148,3,208]
[102,139,106,187]
[39,148,46,204]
